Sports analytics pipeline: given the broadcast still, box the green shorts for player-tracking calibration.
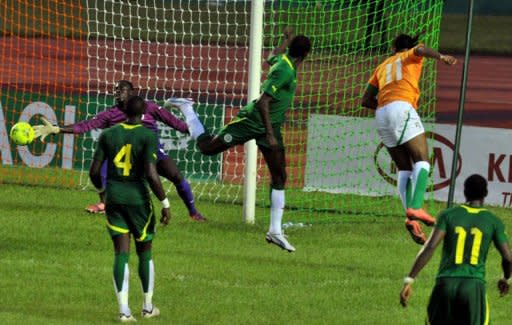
[105,201,156,242]
[427,277,489,325]
[216,117,284,149]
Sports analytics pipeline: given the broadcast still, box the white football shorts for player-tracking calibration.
[375,100,425,148]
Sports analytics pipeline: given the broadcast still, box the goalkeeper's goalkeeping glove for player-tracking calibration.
[33,117,60,142]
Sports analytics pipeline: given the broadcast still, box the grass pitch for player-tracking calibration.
[1,184,512,324]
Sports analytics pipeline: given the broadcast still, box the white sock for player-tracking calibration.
[142,260,155,311]
[411,161,430,195]
[269,189,285,234]
[114,264,131,316]
[397,170,412,211]
[178,103,205,140]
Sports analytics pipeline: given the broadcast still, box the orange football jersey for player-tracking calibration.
[368,46,424,108]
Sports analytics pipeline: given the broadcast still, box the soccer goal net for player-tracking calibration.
[0,0,442,220]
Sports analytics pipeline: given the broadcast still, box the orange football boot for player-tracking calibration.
[406,208,436,226]
[405,219,426,245]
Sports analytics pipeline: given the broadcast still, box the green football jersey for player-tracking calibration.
[435,205,508,281]
[93,123,158,205]
[238,53,298,126]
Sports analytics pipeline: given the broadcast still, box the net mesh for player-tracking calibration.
[261,0,442,219]
[0,0,443,220]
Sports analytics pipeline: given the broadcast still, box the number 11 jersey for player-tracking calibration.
[368,46,424,109]
[435,205,508,281]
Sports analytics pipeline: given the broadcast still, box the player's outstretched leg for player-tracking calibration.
[166,98,205,140]
[156,157,206,222]
[167,97,231,155]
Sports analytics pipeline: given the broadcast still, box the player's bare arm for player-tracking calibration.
[256,93,278,148]
[271,27,294,58]
[400,228,446,307]
[89,159,106,193]
[361,84,379,110]
[496,242,512,296]
[145,161,171,225]
[414,45,457,65]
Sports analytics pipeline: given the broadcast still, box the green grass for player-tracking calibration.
[2,184,512,324]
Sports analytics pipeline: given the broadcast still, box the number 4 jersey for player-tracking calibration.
[93,123,158,205]
[435,205,508,281]
[368,45,424,109]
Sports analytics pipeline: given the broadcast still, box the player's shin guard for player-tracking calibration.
[269,188,285,234]
[411,161,430,209]
[177,104,205,140]
[138,250,154,312]
[175,179,197,216]
[113,252,131,316]
[397,170,412,211]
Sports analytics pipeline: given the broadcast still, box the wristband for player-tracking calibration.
[161,198,170,209]
[403,276,415,284]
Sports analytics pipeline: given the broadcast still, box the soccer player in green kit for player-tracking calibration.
[399,174,512,324]
[90,96,171,322]
[168,29,311,252]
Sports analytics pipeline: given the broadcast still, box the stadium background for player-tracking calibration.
[0,0,511,215]
[1,1,512,324]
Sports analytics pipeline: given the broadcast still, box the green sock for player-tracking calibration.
[138,250,154,310]
[411,165,430,209]
[138,250,152,293]
[113,252,130,292]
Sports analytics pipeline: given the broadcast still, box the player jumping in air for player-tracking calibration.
[399,174,512,324]
[168,29,311,252]
[362,34,457,244]
[90,96,171,322]
[33,80,206,221]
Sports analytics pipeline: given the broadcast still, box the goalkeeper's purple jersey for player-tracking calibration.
[72,100,188,135]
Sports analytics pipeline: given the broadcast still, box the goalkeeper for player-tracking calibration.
[168,29,311,252]
[33,80,206,222]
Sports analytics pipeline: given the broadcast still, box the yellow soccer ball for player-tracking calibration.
[10,121,35,145]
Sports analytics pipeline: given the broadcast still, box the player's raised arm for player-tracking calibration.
[414,45,457,65]
[269,27,294,61]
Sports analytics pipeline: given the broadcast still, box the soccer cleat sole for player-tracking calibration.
[405,221,426,245]
[406,208,436,226]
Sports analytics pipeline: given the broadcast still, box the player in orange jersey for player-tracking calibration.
[362,34,457,245]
